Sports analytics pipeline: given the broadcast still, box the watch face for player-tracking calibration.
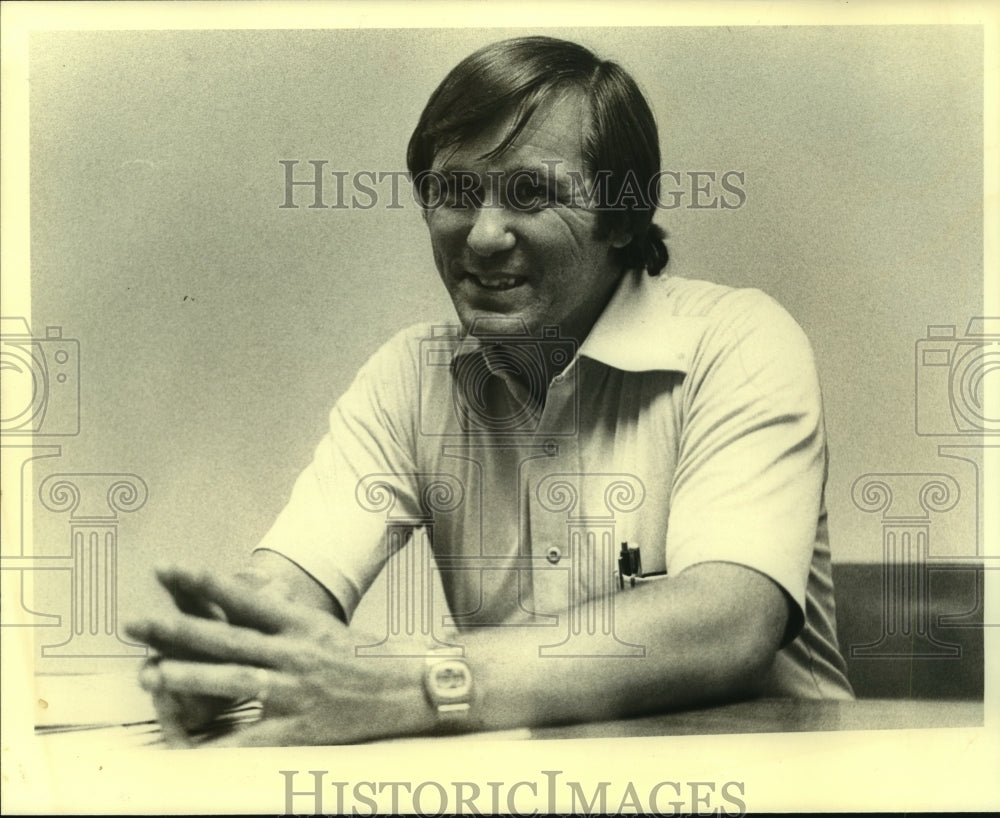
[428,659,472,703]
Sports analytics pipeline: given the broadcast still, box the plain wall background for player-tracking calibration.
[23,26,984,668]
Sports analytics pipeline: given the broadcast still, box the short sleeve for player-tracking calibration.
[254,325,426,621]
[665,289,827,637]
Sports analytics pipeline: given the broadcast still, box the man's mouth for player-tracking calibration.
[467,273,526,292]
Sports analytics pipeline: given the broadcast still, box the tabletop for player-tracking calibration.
[30,672,984,750]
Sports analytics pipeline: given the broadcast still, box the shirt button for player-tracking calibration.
[546,545,562,564]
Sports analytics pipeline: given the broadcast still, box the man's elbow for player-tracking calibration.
[718,595,787,700]
[727,637,780,700]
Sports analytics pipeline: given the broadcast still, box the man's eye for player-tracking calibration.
[510,180,552,210]
[418,175,480,209]
[441,179,482,209]
[451,189,483,209]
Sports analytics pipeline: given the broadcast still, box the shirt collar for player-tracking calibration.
[577,270,699,374]
[449,270,701,378]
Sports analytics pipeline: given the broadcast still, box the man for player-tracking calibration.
[126,36,853,747]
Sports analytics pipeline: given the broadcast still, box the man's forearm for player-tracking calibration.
[126,558,789,746]
[454,561,788,732]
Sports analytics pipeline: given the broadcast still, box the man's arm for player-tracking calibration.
[125,556,786,746]
[129,550,344,743]
[250,549,346,622]
[468,561,788,730]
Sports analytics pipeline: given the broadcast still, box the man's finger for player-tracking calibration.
[124,613,298,666]
[140,659,293,708]
[199,716,340,749]
[149,689,196,748]
[155,564,299,632]
[161,579,228,622]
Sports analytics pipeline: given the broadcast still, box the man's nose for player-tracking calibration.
[466,205,515,256]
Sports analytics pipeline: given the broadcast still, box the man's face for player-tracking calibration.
[425,91,628,343]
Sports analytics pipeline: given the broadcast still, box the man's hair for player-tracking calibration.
[407,36,668,276]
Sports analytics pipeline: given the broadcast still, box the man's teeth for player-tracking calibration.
[473,275,522,290]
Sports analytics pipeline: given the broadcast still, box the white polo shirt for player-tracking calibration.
[257,271,854,699]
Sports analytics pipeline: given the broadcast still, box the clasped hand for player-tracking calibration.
[125,565,432,747]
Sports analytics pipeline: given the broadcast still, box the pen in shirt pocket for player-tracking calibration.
[616,541,667,590]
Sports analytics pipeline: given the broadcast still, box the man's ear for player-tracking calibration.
[610,231,632,249]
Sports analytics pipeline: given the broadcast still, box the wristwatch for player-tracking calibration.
[423,651,473,726]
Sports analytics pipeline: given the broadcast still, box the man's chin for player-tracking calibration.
[459,309,539,339]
